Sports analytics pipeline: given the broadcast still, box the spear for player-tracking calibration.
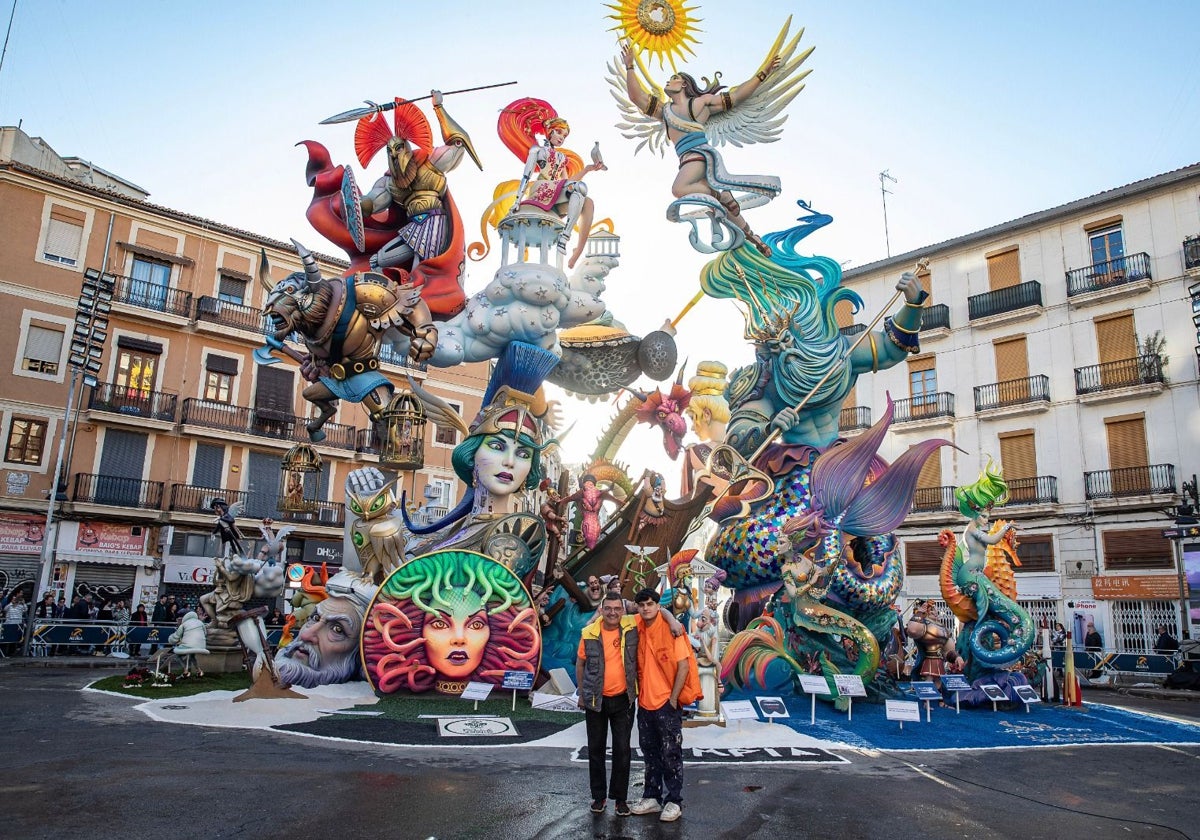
[319,80,519,125]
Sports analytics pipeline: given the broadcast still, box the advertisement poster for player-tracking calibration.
[1184,543,1200,628]
[74,521,147,555]
[0,515,46,554]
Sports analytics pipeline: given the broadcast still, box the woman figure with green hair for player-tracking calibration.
[954,459,1016,572]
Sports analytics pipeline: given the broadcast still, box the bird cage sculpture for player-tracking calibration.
[278,443,322,514]
[378,388,426,471]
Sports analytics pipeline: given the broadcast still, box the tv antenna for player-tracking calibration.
[879,169,898,257]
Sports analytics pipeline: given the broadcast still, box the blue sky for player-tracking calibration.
[2,1,1197,482]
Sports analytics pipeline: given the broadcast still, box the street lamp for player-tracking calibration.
[21,269,113,656]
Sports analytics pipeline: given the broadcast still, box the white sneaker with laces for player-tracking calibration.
[660,802,682,822]
[628,798,662,815]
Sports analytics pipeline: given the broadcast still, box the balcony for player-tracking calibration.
[356,426,383,455]
[973,374,1050,414]
[967,280,1042,324]
[911,485,957,513]
[1084,464,1176,500]
[112,273,193,318]
[378,343,428,372]
[920,303,950,334]
[73,473,164,509]
[87,382,178,423]
[839,323,867,337]
[179,398,357,451]
[168,483,346,527]
[1185,237,1200,273]
[1074,354,1164,399]
[195,296,271,334]
[1001,475,1059,506]
[839,405,871,432]
[893,392,955,424]
[1066,252,1152,298]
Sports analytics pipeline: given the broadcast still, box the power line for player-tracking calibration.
[880,169,898,257]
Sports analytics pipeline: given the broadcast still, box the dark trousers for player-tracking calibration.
[637,701,683,805]
[585,693,634,801]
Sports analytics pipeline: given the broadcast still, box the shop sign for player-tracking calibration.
[0,515,45,554]
[1091,575,1185,600]
[163,558,216,585]
[301,539,343,566]
[75,521,147,555]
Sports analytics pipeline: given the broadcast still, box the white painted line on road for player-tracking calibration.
[1155,744,1200,759]
[894,759,964,792]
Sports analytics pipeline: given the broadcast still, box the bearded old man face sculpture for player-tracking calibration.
[274,595,363,688]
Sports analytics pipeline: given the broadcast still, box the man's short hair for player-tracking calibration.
[602,591,624,605]
[633,587,658,605]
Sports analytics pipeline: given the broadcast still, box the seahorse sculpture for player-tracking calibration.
[938,462,1034,681]
[720,397,947,697]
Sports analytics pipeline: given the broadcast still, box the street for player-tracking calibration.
[2,668,1197,840]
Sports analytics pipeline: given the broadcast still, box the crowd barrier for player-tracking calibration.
[0,620,285,656]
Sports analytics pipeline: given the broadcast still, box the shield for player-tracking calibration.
[342,168,366,252]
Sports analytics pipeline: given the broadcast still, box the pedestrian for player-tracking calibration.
[34,593,55,656]
[150,594,168,654]
[113,599,130,656]
[628,587,693,823]
[69,594,93,655]
[3,591,27,656]
[131,603,149,657]
[1050,622,1067,648]
[576,592,638,817]
[1155,625,1180,655]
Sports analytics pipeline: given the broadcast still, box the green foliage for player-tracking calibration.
[92,670,250,699]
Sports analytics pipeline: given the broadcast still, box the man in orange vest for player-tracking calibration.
[628,587,691,823]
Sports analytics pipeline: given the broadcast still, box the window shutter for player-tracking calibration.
[903,540,945,576]
[218,274,248,302]
[205,354,239,376]
[1105,416,1148,470]
[25,325,64,363]
[907,355,935,374]
[254,367,294,412]
[986,247,1021,291]
[845,384,857,407]
[1013,534,1054,572]
[246,450,283,518]
[993,336,1029,381]
[45,218,83,261]
[915,447,941,488]
[834,299,855,329]
[916,267,933,305]
[998,431,1037,480]
[1095,312,1136,365]
[96,430,149,507]
[191,443,225,489]
[1102,529,1172,571]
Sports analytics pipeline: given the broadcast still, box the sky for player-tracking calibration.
[1,0,1197,492]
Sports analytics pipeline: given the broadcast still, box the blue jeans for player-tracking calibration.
[637,701,683,804]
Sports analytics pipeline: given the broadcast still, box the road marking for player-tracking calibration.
[894,759,963,791]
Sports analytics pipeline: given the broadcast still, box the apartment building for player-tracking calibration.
[840,162,1200,654]
[0,126,488,611]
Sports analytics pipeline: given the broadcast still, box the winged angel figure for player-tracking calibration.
[608,16,812,255]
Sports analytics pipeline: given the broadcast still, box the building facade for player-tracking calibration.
[840,162,1200,653]
[0,127,488,613]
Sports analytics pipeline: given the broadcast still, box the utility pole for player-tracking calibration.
[879,169,897,258]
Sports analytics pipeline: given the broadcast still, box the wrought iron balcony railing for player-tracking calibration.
[112,274,194,317]
[967,280,1043,321]
[168,483,345,526]
[920,303,950,331]
[1084,464,1176,500]
[180,398,357,450]
[1185,237,1200,271]
[87,382,178,422]
[378,343,429,371]
[168,483,248,513]
[911,485,957,513]
[1074,354,1164,395]
[73,473,164,509]
[973,374,1050,412]
[1001,475,1059,506]
[356,427,384,454]
[195,295,271,333]
[839,323,867,337]
[1065,252,1152,297]
[839,405,871,431]
[893,392,955,422]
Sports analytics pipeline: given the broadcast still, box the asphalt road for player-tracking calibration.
[2,668,1198,840]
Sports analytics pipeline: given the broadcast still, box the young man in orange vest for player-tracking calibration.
[628,587,691,822]
[576,592,639,816]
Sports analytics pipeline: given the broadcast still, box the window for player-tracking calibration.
[433,401,463,446]
[986,246,1021,291]
[116,350,158,398]
[1102,529,1172,571]
[218,274,248,305]
[205,371,233,403]
[6,418,48,465]
[902,540,944,576]
[22,325,64,376]
[1089,225,1124,268]
[427,478,455,509]
[42,206,87,266]
[130,257,172,309]
[907,356,937,409]
[1012,534,1054,572]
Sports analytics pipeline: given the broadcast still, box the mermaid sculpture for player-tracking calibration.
[939,461,1034,683]
[720,398,946,698]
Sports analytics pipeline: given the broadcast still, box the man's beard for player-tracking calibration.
[274,639,359,688]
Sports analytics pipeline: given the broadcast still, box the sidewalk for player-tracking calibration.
[0,653,148,669]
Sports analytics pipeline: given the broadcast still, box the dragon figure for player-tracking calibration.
[720,398,946,698]
[938,461,1034,681]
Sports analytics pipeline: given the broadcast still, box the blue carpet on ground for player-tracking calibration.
[724,690,1200,750]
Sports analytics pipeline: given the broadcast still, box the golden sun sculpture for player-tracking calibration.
[606,0,702,71]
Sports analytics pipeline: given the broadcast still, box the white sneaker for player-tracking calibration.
[660,802,682,822]
[628,798,662,815]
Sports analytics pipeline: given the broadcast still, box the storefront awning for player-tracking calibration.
[58,552,156,568]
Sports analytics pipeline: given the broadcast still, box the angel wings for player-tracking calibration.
[607,15,813,156]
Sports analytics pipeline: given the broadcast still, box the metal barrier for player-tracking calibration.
[5,620,285,657]
[1050,648,1179,678]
